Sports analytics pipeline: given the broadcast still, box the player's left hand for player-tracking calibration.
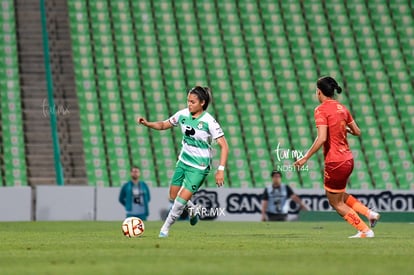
[215,170,224,187]
[293,157,308,169]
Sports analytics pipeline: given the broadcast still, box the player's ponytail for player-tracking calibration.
[189,86,211,110]
[317,76,342,97]
[332,81,342,94]
[203,87,212,109]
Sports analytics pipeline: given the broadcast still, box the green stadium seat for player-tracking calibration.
[65,0,413,190]
[0,0,27,186]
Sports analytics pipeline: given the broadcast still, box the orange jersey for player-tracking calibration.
[314,99,354,163]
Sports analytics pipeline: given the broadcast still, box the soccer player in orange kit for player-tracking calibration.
[294,76,380,238]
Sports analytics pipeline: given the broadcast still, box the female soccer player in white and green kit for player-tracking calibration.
[137,86,229,237]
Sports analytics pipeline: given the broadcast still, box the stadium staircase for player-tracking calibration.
[67,0,413,189]
[13,0,86,185]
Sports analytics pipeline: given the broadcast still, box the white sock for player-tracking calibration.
[160,198,186,233]
[187,200,195,208]
[369,210,379,219]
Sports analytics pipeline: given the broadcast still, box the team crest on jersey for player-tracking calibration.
[197,122,203,129]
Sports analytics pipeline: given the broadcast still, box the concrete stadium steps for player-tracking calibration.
[15,0,86,186]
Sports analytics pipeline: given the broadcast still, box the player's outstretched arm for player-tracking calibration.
[215,136,229,187]
[294,125,327,168]
[136,117,173,131]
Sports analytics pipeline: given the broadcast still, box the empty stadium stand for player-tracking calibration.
[12,0,87,186]
[0,0,27,186]
[1,0,412,189]
[66,0,412,189]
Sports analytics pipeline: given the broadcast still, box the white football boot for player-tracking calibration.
[348,230,375,238]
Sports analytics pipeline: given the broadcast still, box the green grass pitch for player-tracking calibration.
[0,221,413,275]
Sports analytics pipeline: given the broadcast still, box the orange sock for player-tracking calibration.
[345,195,370,218]
[343,209,370,232]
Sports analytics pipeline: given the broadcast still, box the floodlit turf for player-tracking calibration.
[0,221,413,275]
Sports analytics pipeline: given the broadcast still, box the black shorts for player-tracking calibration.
[266,213,287,221]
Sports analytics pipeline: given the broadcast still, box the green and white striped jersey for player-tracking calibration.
[169,108,224,170]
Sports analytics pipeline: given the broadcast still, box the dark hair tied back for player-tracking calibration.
[317,76,342,97]
[189,86,211,110]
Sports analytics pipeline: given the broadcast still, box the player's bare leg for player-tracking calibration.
[326,191,374,238]
[169,185,181,200]
[160,188,194,238]
[168,185,199,225]
[343,193,380,228]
